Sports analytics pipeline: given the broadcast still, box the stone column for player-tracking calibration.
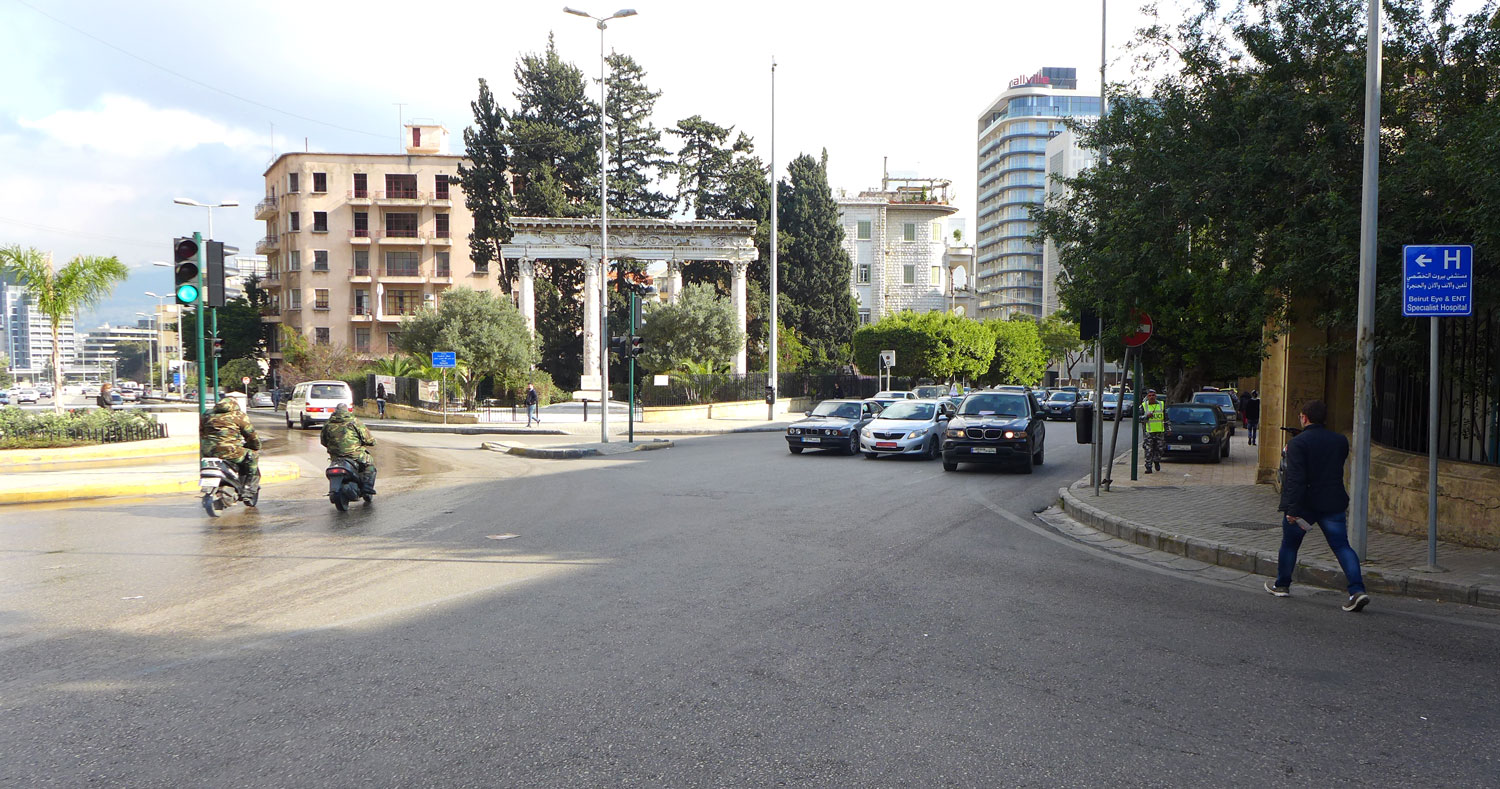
[581,259,601,389]
[731,259,748,375]
[666,261,684,303]
[515,258,536,334]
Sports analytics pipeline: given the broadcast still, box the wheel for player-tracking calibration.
[864,452,879,459]
[1033,441,1045,466]
[788,446,803,454]
[1018,447,1035,474]
[1210,444,1223,464]
[285,413,293,429]
[300,414,311,429]
[926,437,940,460]
[846,432,859,455]
[333,493,349,512]
[363,494,372,504]
[202,493,219,518]
[942,459,958,472]
[1221,438,1231,458]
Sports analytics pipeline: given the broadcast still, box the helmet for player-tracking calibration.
[334,403,351,415]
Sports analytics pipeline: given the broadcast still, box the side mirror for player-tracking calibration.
[805,411,813,417]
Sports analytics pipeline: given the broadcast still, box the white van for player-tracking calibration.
[285,380,355,429]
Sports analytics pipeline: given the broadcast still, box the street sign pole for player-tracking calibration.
[193,232,207,418]
[1131,353,1142,480]
[210,308,219,401]
[629,292,637,444]
[1428,315,1439,570]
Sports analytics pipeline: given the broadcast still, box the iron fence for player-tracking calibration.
[1374,308,1499,465]
[613,372,931,407]
[0,422,166,445]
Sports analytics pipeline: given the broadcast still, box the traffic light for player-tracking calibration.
[173,237,200,306]
[609,335,629,357]
[630,335,643,358]
[205,241,226,308]
[211,337,224,358]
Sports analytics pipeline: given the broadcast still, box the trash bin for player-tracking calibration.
[1074,401,1094,444]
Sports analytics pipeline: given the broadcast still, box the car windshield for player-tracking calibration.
[1167,405,1218,424]
[1103,393,1118,404]
[1195,393,1233,407]
[879,402,935,421]
[1047,392,1077,402]
[310,384,348,399]
[914,386,946,398]
[960,393,1029,417]
[812,401,861,419]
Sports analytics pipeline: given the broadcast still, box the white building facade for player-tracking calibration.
[837,177,959,325]
[1041,127,1098,316]
[1,275,79,380]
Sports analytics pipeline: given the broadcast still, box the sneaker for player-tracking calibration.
[1144,468,1152,474]
[1342,593,1371,612]
[1264,580,1290,598]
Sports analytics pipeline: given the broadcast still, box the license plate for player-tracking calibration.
[802,436,820,443]
[1167,444,1191,451]
[876,442,897,448]
[973,447,997,454]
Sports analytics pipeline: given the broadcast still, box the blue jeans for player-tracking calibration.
[1246,418,1258,444]
[1276,511,1365,595]
[526,403,539,425]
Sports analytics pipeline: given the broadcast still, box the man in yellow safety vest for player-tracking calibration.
[1142,389,1166,473]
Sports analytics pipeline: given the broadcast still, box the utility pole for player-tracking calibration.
[1349,0,1384,559]
[768,56,778,421]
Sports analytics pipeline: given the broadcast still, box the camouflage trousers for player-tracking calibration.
[205,446,260,490]
[1143,433,1164,469]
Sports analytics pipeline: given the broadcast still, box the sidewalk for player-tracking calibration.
[0,458,300,505]
[1059,432,1500,608]
[364,414,792,437]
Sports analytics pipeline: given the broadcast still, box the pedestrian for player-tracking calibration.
[1267,400,1370,612]
[1141,388,1165,473]
[524,382,540,427]
[376,382,387,419]
[833,381,845,399]
[1243,389,1261,446]
[96,382,114,409]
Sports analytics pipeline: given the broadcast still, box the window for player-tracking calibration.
[312,172,327,193]
[412,127,421,148]
[435,251,450,277]
[903,264,916,285]
[858,309,871,325]
[289,289,302,309]
[353,212,368,237]
[856,220,872,240]
[932,222,943,241]
[315,327,330,345]
[384,289,420,315]
[857,263,871,284]
[931,266,942,287]
[353,250,369,275]
[385,174,417,199]
[384,212,418,238]
[386,331,402,353]
[314,289,329,310]
[287,251,301,271]
[384,251,420,277]
[353,289,369,315]
[289,212,300,232]
[312,211,328,233]
[353,173,368,198]
[354,327,371,352]
[288,172,299,193]
[903,223,916,241]
[435,213,449,239]
[435,174,449,200]
[313,250,329,271]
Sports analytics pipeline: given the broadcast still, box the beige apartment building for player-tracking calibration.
[257,124,494,375]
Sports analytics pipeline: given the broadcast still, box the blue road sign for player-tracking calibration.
[174,371,183,386]
[1403,245,1473,317]
[431,351,457,368]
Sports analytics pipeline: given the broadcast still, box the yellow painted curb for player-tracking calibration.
[0,460,301,506]
[0,438,198,472]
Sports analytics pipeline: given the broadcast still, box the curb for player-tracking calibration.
[1056,485,1500,610]
[633,424,789,435]
[480,439,674,459]
[0,438,198,472]
[0,460,301,506]
[366,422,569,436]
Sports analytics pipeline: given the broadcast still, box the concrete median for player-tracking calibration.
[0,459,300,506]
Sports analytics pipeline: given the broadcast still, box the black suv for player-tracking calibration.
[942,390,1046,473]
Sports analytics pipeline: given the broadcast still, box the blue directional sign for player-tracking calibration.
[1403,245,1473,317]
[174,371,183,386]
[430,351,457,368]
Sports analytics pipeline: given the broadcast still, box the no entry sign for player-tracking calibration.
[1123,312,1154,348]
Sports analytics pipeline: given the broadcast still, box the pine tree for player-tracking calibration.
[605,53,673,219]
[458,78,516,292]
[777,151,857,369]
[667,115,738,219]
[505,34,600,217]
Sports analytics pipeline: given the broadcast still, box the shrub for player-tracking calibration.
[0,406,163,449]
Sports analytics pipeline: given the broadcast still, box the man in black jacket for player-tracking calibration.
[1243,390,1261,446]
[1268,400,1370,612]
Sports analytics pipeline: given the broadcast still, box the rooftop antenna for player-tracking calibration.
[882,156,888,190]
[394,102,407,152]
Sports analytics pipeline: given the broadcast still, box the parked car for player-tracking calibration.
[15,388,40,404]
[1041,389,1081,421]
[942,390,1046,473]
[0,390,10,405]
[38,384,54,398]
[1162,403,1232,462]
[860,399,954,460]
[1100,391,1135,421]
[913,385,950,400]
[785,399,882,455]
[250,391,275,408]
[285,380,355,429]
[870,390,917,410]
[1190,390,1240,435]
[118,388,140,402]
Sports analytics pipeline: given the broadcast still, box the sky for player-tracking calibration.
[0,0,1179,330]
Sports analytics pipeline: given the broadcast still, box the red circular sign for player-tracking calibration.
[1123,311,1154,347]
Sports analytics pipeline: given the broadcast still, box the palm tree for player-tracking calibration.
[0,245,129,413]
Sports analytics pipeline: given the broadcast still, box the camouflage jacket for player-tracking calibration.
[321,410,374,462]
[200,401,260,461]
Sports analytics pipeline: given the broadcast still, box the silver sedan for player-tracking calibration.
[860,399,953,460]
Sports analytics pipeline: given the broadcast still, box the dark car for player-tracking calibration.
[786,399,882,455]
[942,390,1046,473]
[1189,390,1240,435]
[1161,403,1232,463]
[1041,390,1080,421]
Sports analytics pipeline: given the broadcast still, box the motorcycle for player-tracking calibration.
[326,458,373,511]
[200,457,257,517]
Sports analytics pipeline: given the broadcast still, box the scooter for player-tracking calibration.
[200,457,257,517]
[326,458,373,511]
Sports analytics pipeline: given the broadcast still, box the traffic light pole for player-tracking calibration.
[193,232,208,417]
[210,308,220,400]
[628,293,637,444]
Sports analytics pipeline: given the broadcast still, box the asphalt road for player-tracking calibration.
[2,423,1497,787]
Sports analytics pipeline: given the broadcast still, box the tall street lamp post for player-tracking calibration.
[173,198,237,400]
[134,312,156,394]
[143,289,173,393]
[564,5,637,443]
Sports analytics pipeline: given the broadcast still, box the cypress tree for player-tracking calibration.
[457,78,516,291]
[778,151,857,368]
[505,34,599,217]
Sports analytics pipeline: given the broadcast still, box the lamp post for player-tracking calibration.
[143,289,173,393]
[134,312,155,394]
[173,198,237,402]
[564,5,637,443]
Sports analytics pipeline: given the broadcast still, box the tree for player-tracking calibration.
[636,283,744,374]
[459,78,517,292]
[667,116,741,219]
[181,295,265,364]
[778,151,857,368]
[1038,313,1087,379]
[504,34,599,217]
[983,319,1047,386]
[367,355,426,377]
[852,311,994,382]
[276,325,363,387]
[396,288,536,408]
[0,246,128,413]
[114,340,152,382]
[605,53,673,219]
[0,355,13,389]
[219,357,264,392]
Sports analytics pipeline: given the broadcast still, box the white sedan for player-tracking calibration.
[860,399,955,460]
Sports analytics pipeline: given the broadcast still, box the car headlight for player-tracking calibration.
[1200,435,1211,444]
[906,428,927,440]
[788,427,799,435]
[947,428,964,438]
[1003,430,1016,439]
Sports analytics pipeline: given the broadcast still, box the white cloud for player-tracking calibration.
[18,95,261,158]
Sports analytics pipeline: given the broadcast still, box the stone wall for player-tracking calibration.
[1368,444,1500,549]
[354,401,476,424]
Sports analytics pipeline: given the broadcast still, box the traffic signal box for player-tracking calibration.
[173,237,200,306]
[211,337,224,358]
[630,336,643,358]
[205,241,226,308]
[609,336,629,357]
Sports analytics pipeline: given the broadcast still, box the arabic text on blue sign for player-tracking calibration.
[430,351,457,368]
[1402,245,1473,317]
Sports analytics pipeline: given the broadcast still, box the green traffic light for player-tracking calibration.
[176,283,200,303]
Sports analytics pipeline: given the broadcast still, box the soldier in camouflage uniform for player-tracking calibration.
[320,403,376,495]
[200,398,262,501]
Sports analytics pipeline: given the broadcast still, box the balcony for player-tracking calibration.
[349,229,371,245]
[254,195,278,220]
[373,189,426,204]
[350,305,373,321]
[375,230,425,245]
[255,236,279,255]
[351,267,371,283]
[347,189,372,205]
[377,306,421,321]
[381,266,424,283]
[429,191,451,206]
[259,304,282,323]
[431,229,452,245]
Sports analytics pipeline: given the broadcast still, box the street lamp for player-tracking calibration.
[172,197,238,240]
[564,5,637,443]
[135,311,156,394]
